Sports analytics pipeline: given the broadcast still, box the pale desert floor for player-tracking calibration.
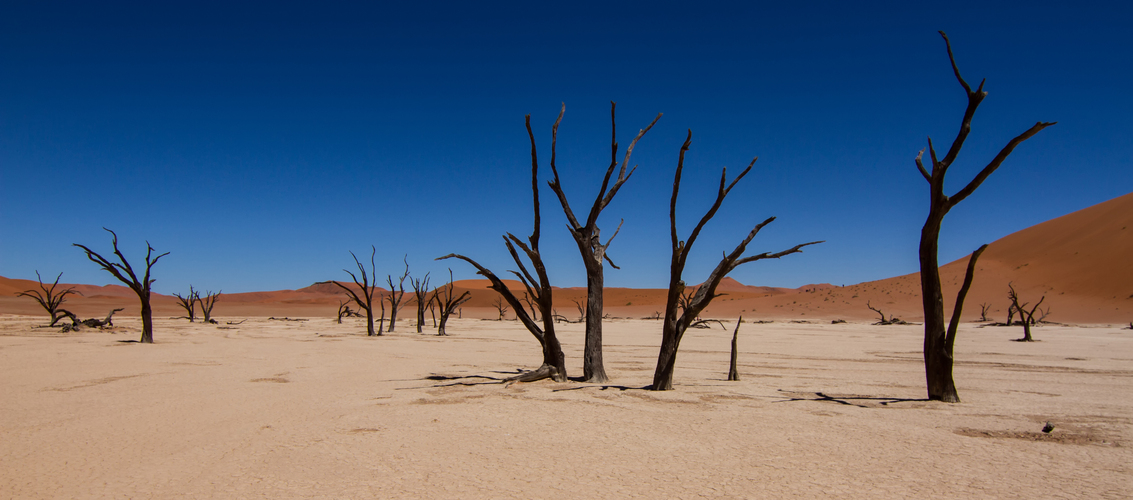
[1,315,1130,499]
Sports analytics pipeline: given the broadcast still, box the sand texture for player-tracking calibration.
[2,316,1130,498]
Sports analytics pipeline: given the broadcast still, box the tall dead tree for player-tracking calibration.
[73,228,168,343]
[331,246,380,336]
[385,257,410,333]
[651,132,821,390]
[198,290,220,324]
[1007,283,1044,342]
[438,112,568,382]
[173,286,199,322]
[546,102,662,383]
[15,271,81,326]
[916,31,1055,402]
[431,269,471,336]
[410,272,431,333]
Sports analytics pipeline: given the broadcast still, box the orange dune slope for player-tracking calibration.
[733,192,1133,323]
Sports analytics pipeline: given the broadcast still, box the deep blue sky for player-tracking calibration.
[2,1,1130,294]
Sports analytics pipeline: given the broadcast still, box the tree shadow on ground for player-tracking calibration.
[553,383,649,393]
[774,390,929,408]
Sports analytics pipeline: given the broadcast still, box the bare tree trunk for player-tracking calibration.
[1008,283,1044,342]
[173,286,198,322]
[411,273,431,333]
[385,257,410,333]
[728,317,742,381]
[546,102,662,384]
[198,290,220,324]
[329,247,379,336]
[438,111,568,382]
[914,32,1053,402]
[16,271,81,327]
[74,228,168,344]
[651,132,821,390]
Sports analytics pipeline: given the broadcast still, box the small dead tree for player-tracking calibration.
[73,228,168,343]
[330,246,380,336]
[650,132,821,390]
[915,31,1054,402]
[198,290,220,324]
[1005,303,1018,326]
[492,296,510,321]
[1036,306,1052,324]
[385,257,410,333]
[438,112,568,383]
[15,271,81,326]
[410,272,431,333]
[431,269,471,336]
[728,317,742,381]
[1007,283,1045,342]
[979,303,992,322]
[546,102,662,383]
[173,286,199,322]
[867,301,908,325]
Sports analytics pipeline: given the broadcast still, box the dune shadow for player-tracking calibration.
[774,390,928,408]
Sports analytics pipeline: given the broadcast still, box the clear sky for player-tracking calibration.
[2,1,1130,294]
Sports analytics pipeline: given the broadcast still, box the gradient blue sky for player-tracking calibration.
[2,1,1130,294]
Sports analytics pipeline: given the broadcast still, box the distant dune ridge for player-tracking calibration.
[2,192,1130,324]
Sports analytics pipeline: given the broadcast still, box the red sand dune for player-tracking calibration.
[3,192,1130,324]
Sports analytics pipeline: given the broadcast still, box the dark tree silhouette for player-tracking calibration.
[73,228,168,343]
[546,102,662,383]
[385,257,410,333]
[651,132,821,390]
[15,271,80,326]
[492,296,509,321]
[915,31,1054,402]
[198,290,220,324]
[728,317,742,381]
[979,303,992,322]
[173,286,199,322]
[438,112,568,382]
[431,269,470,336]
[410,272,431,333]
[330,247,380,336]
[1007,283,1045,342]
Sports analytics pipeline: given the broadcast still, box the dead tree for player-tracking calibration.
[431,269,471,336]
[173,286,199,322]
[385,257,410,333]
[867,301,908,325]
[73,228,168,343]
[728,317,742,381]
[410,272,431,333]
[979,303,992,322]
[337,297,362,324]
[521,292,539,321]
[438,112,568,383]
[1007,283,1045,342]
[546,102,662,383]
[492,296,510,321]
[330,246,380,336]
[1036,306,1052,324]
[15,271,81,326]
[198,290,220,324]
[915,32,1054,402]
[1005,303,1017,326]
[650,132,821,390]
[572,298,585,323]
